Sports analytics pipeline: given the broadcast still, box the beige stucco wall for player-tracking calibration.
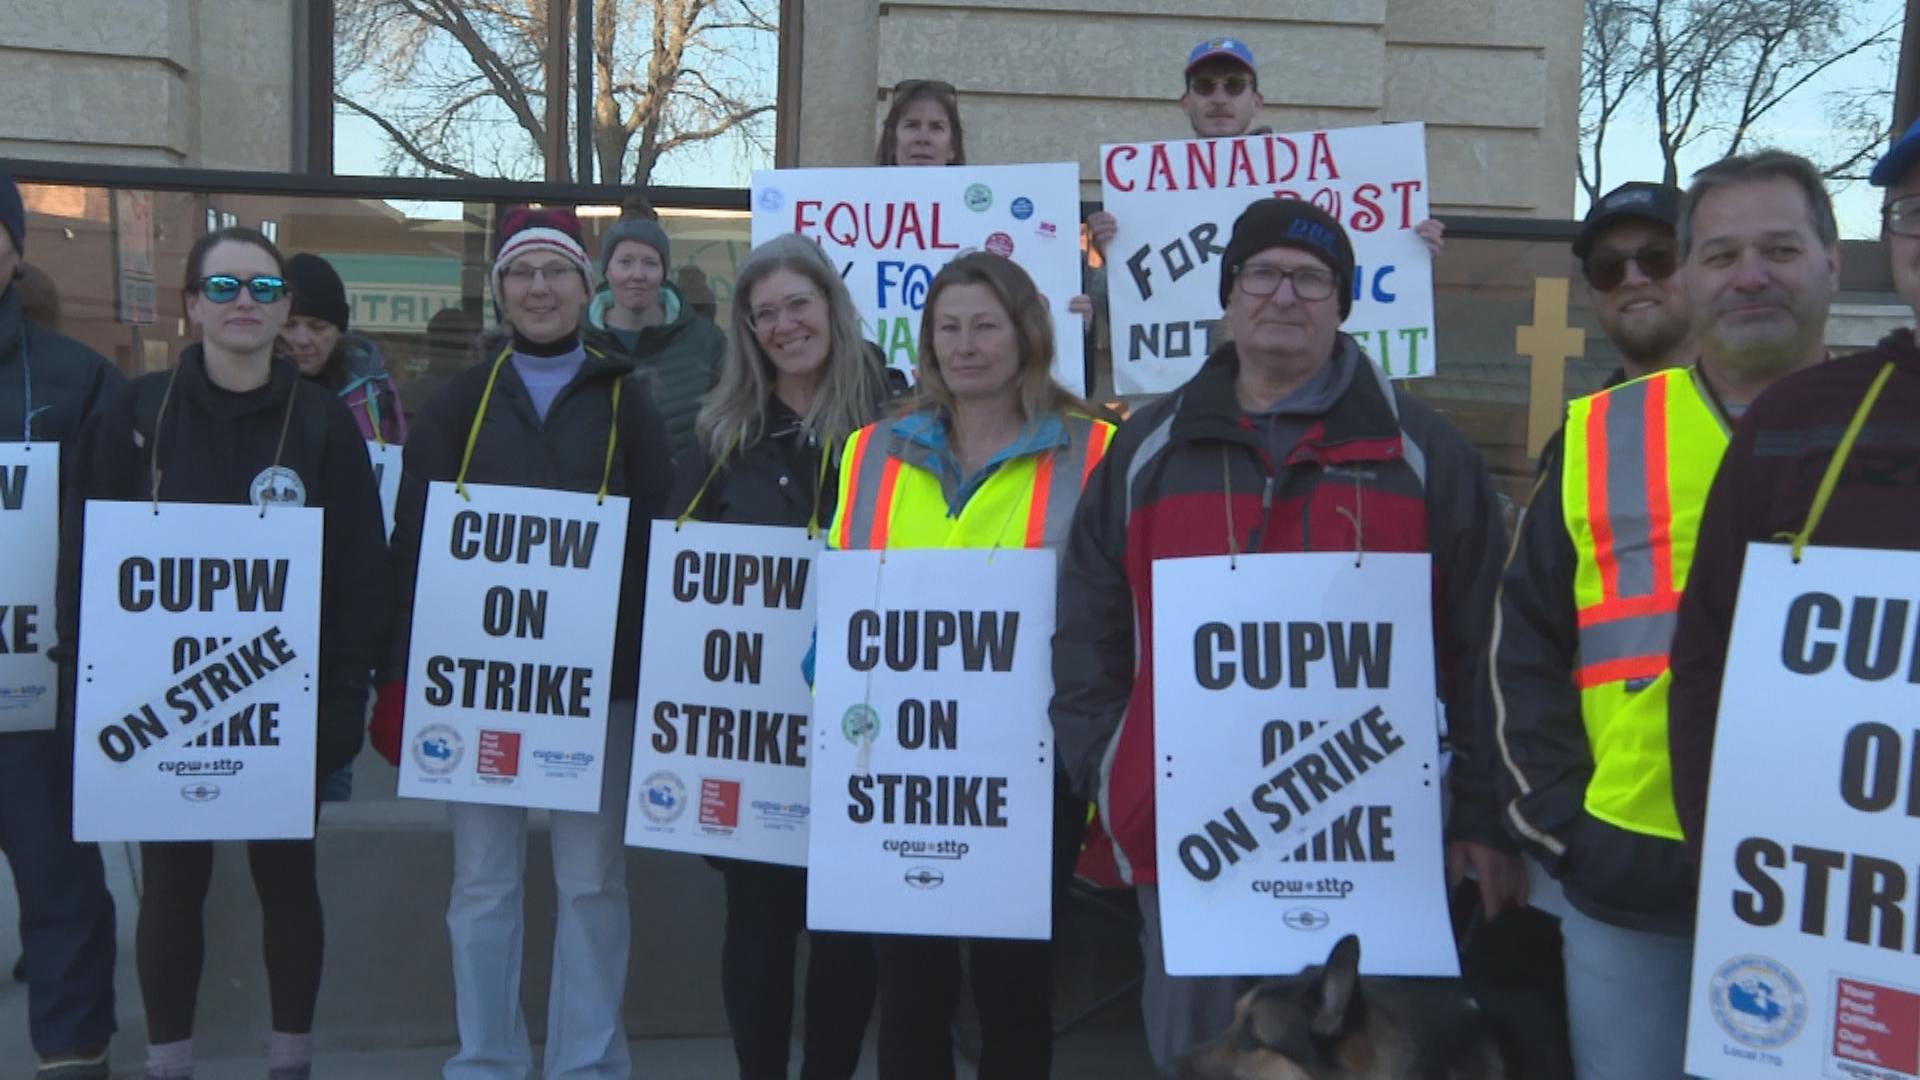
[795,0,1581,218]
[0,0,295,170]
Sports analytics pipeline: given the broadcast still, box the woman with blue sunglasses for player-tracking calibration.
[57,226,388,1080]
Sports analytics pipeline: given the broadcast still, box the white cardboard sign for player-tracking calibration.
[1100,122,1435,394]
[1686,544,1920,1079]
[808,548,1057,940]
[628,520,821,866]
[72,500,323,841]
[367,441,401,540]
[1151,552,1456,977]
[750,162,1087,395]
[398,482,629,812]
[0,443,59,732]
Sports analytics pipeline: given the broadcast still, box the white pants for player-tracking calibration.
[443,702,635,1080]
[1559,901,1696,1080]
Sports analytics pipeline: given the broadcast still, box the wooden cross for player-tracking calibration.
[1514,277,1587,458]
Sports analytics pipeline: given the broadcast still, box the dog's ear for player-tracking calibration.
[1310,934,1362,1037]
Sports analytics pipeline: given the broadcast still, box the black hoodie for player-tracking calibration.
[57,348,388,776]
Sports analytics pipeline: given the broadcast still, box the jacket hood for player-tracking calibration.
[586,280,691,339]
[1171,332,1392,448]
[175,344,304,419]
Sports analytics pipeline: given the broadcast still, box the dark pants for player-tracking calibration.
[0,730,117,1058]
[137,835,324,1043]
[716,858,877,1080]
[873,774,1087,1080]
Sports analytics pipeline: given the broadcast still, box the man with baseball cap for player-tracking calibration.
[0,170,122,1079]
[1493,151,1841,1079]
[1667,134,1920,869]
[1053,198,1513,1073]
[1571,182,1694,387]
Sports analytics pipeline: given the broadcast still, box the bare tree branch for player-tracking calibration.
[336,93,484,179]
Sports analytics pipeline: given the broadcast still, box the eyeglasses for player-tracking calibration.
[1188,74,1252,97]
[749,291,822,332]
[892,78,956,98]
[197,275,289,304]
[1883,195,1920,237]
[1236,263,1337,301]
[504,262,581,287]
[1583,243,1678,292]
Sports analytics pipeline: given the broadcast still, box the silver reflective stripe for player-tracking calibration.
[1038,418,1104,547]
[1598,380,1658,599]
[1577,610,1678,669]
[836,425,896,550]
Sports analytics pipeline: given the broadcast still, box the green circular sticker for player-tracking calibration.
[842,704,881,744]
[963,184,993,212]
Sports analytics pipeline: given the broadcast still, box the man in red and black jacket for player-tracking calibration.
[1668,126,1920,859]
[1051,198,1518,1073]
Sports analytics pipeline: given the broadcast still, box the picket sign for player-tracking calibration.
[1685,544,1920,1079]
[367,441,401,540]
[72,500,323,841]
[1151,551,1456,977]
[1100,122,1435,394]
[627,520,821,866]
[0,443,59,733]
[397,481,628,812]
[807,547,1057,940]
[750,162,1087,395]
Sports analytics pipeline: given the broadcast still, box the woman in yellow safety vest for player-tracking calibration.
[829,251,1113,1079]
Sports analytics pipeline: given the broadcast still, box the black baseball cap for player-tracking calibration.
[1573,182,1682,260]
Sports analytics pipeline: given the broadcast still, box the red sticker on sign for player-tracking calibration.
[476,730,522,778]
[1833,978,1920,1076]
[984,232,1015,257]
[700,778,741,829]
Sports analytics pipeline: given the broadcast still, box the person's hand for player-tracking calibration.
[1068,294,1094,331]
[1088,210,1118,255]
[369,681,406,766]
[1447,838,1528,919]
[1415,217,1445,257]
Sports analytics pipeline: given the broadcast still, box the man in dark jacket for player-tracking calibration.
[1051,198,1514,1073]
[1494,153,1838,1079]
[1668,128,1920,859]
[0,169,121,1080]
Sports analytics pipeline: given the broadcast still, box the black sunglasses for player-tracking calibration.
[1188,74,1253,97]
[197,275,290,304]
[1583,244,1677,292]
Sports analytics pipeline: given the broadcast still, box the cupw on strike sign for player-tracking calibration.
[0,443,59,733]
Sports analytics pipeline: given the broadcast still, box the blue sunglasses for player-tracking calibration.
[197,275,290,304]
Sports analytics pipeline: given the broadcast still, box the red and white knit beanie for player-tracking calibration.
[490,207,595,306]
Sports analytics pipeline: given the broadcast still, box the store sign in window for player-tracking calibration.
[319,252,467,333]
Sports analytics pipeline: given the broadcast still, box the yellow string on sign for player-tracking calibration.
[597,377,622,504]
[453,346,512,501]
[1773,361,1895,563]
[807,436,833,540]
[676,436,739,529]
[366,392,386,449]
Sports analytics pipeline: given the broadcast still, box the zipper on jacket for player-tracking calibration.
[1245,474,1275,552]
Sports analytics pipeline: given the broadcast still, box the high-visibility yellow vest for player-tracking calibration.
[1562,367,1728,840]
[830,413,1113,551]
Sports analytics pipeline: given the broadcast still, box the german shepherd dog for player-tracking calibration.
[1174,935,1510,1079]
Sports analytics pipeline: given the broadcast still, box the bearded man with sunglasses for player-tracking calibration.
[1490,153,1839,1080]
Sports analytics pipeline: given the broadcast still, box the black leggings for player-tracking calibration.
[136,839,324,1043]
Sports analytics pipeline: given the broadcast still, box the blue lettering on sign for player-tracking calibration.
[876,261,936,311]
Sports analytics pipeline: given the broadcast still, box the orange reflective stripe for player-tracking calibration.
[1584,391,1620,600]
[1578,591,1681,623]
[1642,375,1675,596]
[1025,453,1057,548]
[834,427,873,549]
[1573,655,1669,689]
[870,456,901,549]
[1081,423,1111,489]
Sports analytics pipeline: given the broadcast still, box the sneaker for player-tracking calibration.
[34,1049,110,1080]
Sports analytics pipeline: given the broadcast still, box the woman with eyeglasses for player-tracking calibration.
[381,207,672,1080]
[58,226,387,1080]
[679,233,903,1080]
[828,252,1113,1080]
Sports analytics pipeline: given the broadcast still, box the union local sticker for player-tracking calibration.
[984,232,1015,257]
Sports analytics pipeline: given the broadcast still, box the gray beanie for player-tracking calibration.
[599,218,671,276]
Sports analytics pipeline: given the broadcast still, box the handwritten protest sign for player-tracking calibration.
[0,444,59,732]
[1686,544,1920,1079]
[628,521,820,866]
[72,501,323,840]
[750,162,1087,395]
[1152,552,1455,977]
[399,482,628,812]
[1101,122,1435,395]
[808,548,1057,940]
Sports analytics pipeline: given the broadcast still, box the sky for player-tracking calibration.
[333,3,1907,234]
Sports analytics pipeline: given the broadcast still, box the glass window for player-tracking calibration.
[331,2,780,186]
